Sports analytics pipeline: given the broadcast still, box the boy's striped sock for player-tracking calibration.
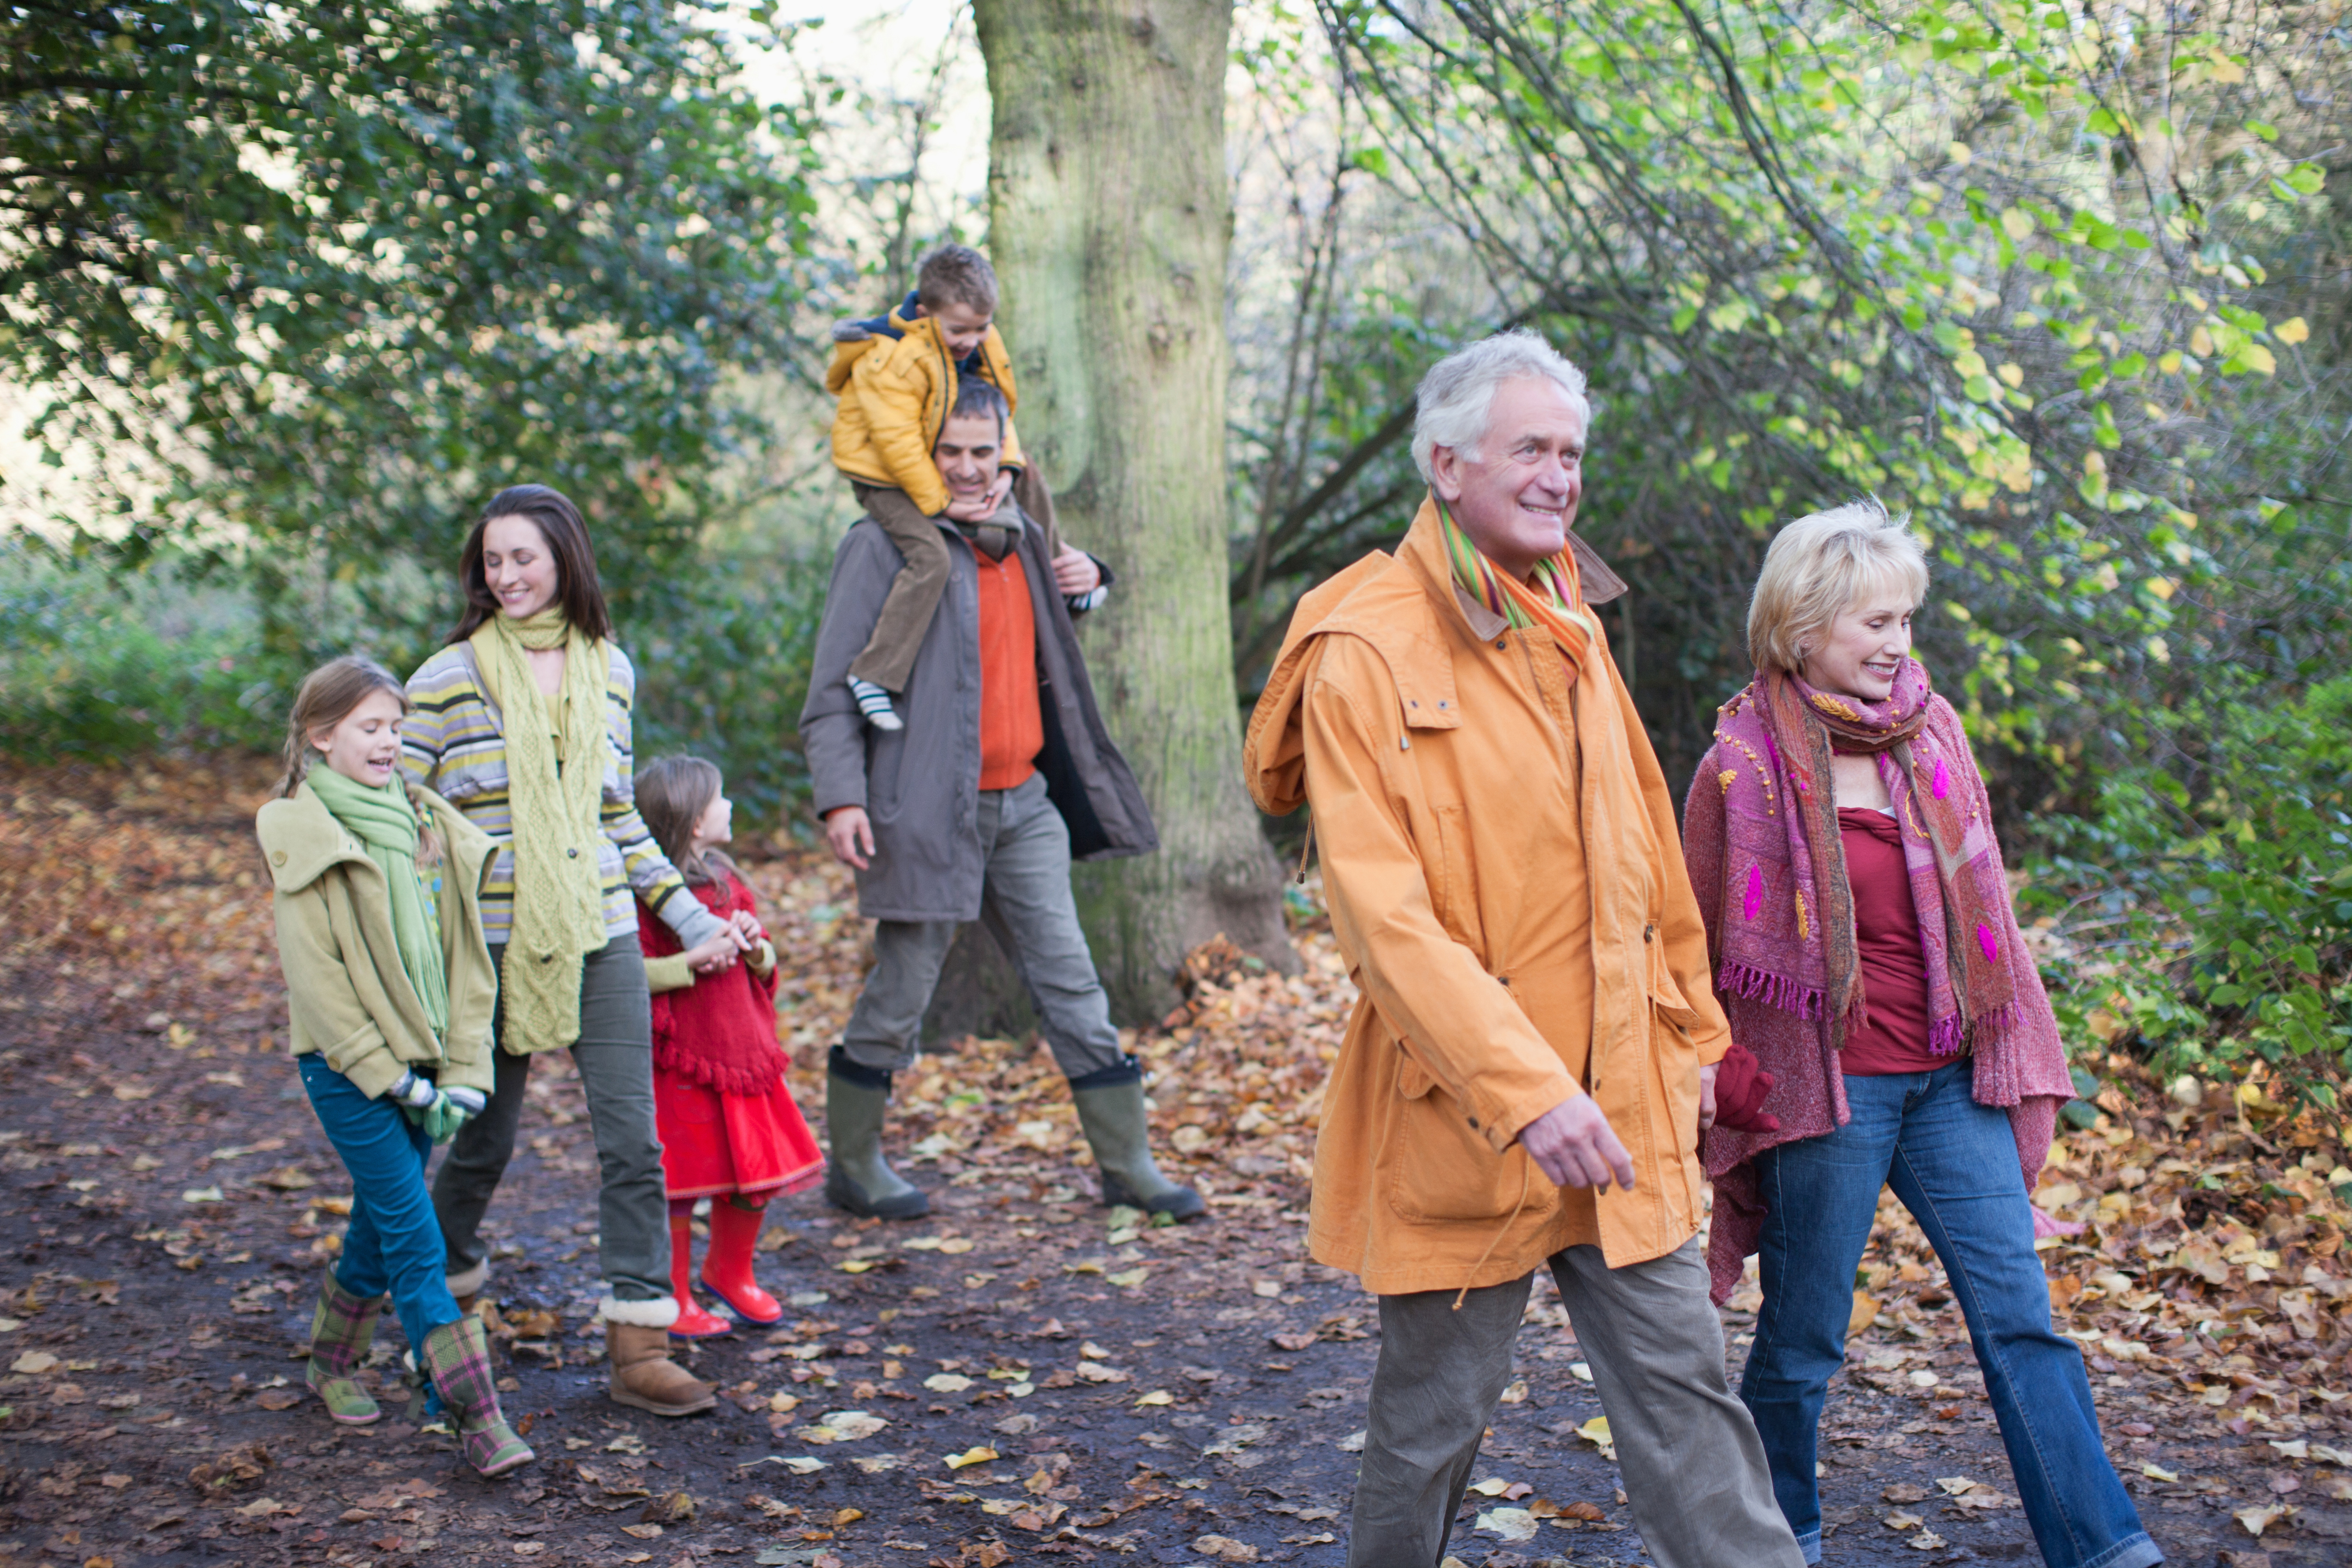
[847,676,903,731]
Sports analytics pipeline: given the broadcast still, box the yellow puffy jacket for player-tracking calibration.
[825,294,1024,517]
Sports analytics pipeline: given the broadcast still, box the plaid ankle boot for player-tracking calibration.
[419,1315,534,1477]
[305,1274,384,1425]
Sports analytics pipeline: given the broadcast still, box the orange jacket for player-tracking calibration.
[825,295,1024,516]
[1243,499,1729,1293]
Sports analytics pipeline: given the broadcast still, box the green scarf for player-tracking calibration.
[469,607,612,1053]
[1436,498,1594,680]
[306,765,450,1039]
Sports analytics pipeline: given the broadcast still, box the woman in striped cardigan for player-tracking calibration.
[402,484,753,1418]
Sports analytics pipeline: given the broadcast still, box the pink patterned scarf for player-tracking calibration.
[1719,661,2016,1053]
[1691,662,2081,1303]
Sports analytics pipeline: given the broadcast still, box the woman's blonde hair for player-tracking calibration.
[280,655,441,866]
[635,754,734,888]
[1746,498,1929,673]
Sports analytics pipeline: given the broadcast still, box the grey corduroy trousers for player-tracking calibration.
[1348,1237,1804,1568]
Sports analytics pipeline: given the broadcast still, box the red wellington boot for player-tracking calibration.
[700,1198,783,1325]
[667,1215,733,1338]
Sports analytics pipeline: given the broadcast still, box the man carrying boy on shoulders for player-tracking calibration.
[799,379,1199,1228]
[825,243,1060,731]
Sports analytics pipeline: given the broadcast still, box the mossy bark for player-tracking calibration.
[973,0,1293,1025]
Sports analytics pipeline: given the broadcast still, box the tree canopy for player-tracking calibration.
[3,0,816,640]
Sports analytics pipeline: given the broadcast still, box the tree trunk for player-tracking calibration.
[973,0,1294,1025]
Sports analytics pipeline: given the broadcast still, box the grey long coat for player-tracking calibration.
[798,507,1158,923]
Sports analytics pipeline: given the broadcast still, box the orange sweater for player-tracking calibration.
[972,542,1042,791]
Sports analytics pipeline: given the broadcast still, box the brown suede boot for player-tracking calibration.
[605,1315,715,1417]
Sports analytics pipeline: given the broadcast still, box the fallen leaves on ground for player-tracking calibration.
[11,756,2352,1564]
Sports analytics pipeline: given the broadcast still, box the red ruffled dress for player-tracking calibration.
[636,875,824,1201]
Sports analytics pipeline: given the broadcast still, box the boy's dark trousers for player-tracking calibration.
[848,466,1063,695]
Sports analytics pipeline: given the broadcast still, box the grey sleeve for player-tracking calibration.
[798,527,893,820]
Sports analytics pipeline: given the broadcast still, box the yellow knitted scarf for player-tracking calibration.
[469,607,611,1053]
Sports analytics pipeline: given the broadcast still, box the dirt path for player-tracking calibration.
[0,762,2346,1568]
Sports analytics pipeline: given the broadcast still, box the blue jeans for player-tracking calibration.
[1741,1060,2160,1568]
[300,1055,464,1357]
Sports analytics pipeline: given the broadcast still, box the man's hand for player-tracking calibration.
[1516,1093,1636,1192]
[824,805,875,870]
[1052,546,1102,597]
[1699,1061,1719,1134]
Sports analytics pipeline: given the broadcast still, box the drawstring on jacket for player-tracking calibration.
[1452,1159,1535,1311]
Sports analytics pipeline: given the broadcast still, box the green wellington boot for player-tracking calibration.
[823,1057,930,1220]
[419,1314,535,1477]
[1072,1075,1206,1221]
[305,1273,385,1425]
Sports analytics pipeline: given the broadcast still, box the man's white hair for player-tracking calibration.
[1410,328,1593,482]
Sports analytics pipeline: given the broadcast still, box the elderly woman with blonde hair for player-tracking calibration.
[1682,501,2160,1568]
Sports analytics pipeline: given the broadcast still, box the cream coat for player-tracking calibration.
[257,781,499,1099]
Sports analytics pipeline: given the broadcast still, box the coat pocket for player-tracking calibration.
[1384,1045,1532,1224]
[1429,804,1486,957]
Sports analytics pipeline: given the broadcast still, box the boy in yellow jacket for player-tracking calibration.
[826,244,1059,730]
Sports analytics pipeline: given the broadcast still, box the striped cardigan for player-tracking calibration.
[401,642,729,953]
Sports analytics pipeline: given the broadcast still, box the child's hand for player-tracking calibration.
[825,805,875,871]
[1052,546,1103,597]
[942,488,1000,523]
[684,935,739,974]
[728,910,765,946]
[985,469,1015,512]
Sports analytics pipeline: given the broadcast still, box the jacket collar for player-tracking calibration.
[256,780,493,895]
[256,782,373,894]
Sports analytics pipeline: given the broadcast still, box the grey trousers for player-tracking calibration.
[430,935,671,1303]
[841,772,1124,1080]
[1350,1238,1803,1568]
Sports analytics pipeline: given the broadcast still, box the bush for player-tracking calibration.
[2030,676,2352,1127]
[0,541,289,762]
[626,541,833,835]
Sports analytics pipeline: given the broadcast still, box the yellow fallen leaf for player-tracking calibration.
[1848,1291,1879,1337]
[1108,1268,1149,1288]
[10,1352,57,1375]
[1909,1532,1945,1551]
[938,1237,975,1255]
[1884,1511,1924,1531]
[925,1374,973,1393]
[832,1507,864,1526]
[837,1259,875,1274]
[1468,1477,1515,1496]
[1575,1416,1611,1453]
[1134,1390,1175,1407]
[945,1446,999,1470]
[2141,1463,2179,1483]
[2235,1503,2290,1537]
[1935,1477,1984,1496]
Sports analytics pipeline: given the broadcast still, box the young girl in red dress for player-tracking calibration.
[633,756,825,1334]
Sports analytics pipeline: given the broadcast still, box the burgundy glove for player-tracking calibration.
[1710,1041,1780,1133]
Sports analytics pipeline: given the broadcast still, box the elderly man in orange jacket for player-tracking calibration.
[1244,331,1802,1567]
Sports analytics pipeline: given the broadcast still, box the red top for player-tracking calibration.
[972,542,1043,792]
[1837,807,1943,1076]
[636,873,785,1098]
